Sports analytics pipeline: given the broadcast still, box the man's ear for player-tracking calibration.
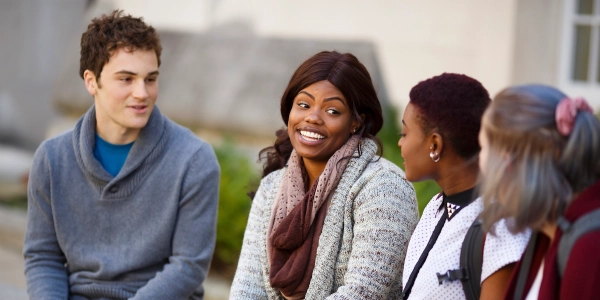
[83,70,98,96]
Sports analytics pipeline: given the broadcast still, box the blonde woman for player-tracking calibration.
[479,84,600,299]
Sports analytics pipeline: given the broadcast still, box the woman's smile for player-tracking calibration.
[298,129,326,144]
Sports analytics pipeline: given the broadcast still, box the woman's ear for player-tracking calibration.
[83,70,98,96]
[432,132,443,154]
[429,132,444,162]
[351,113,366,134]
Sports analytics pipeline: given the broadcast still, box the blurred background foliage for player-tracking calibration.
[211,138,259,278]
[0,196,27,210]
[210,106,440,279]
[377,106,441,214]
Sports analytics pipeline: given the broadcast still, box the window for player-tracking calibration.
[571,0,600,82]
[559,0,600,106]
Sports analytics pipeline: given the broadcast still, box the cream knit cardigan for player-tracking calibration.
[230,139,419,299]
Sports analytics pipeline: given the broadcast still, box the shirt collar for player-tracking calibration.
[437,187,477,220]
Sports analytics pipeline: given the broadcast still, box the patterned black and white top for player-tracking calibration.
[402,190,530,299]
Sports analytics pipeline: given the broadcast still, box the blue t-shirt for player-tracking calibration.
[93,134,134,177]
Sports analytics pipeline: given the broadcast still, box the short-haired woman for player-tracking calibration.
[399,73,530,300]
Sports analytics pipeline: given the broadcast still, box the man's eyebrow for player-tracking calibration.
[114,70,160,76]
[115,70,136,76]
[402,120,408,128]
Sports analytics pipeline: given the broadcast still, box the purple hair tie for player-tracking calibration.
[555,97,594,136]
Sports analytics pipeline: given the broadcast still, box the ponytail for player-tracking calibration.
[559,111,600,193]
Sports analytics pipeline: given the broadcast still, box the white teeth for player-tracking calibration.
[300,130,325,140]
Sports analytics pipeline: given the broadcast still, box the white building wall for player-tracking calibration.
[107,0,518,108]
[512,0,563,87]
[0,0,87,149]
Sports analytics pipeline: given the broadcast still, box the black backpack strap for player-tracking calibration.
[435,217,485,299]
[513,232,538,300]
[459,218,485,300]
[557,208,600,277]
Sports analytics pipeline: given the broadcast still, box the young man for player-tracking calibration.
[23,10,220,299]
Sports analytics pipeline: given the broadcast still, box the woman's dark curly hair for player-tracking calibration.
[409,73,490,159]
[259,51,384,178]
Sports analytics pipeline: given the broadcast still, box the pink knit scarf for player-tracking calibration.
[267,134,361,299]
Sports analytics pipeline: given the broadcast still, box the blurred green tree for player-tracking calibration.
[213,139,258,272]
[377,106,440,214]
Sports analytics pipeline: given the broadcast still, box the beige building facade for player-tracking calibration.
[2,0,599,149]
[107,0,600,109]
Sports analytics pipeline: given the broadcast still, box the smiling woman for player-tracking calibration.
[287,80,360,186]
[230,51,420,299]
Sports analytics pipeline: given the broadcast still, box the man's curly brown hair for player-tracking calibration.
[79,10,162,83]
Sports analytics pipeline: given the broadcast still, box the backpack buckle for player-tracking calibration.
[436,268,468,284]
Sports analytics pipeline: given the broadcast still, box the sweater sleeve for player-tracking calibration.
[131,145,220,299]
[327,169,419,299]
[229,176,271,299]
[23,144,69,299]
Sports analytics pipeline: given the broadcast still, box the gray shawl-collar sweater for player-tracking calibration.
[23,106,220,299]
[230,139,419,299]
